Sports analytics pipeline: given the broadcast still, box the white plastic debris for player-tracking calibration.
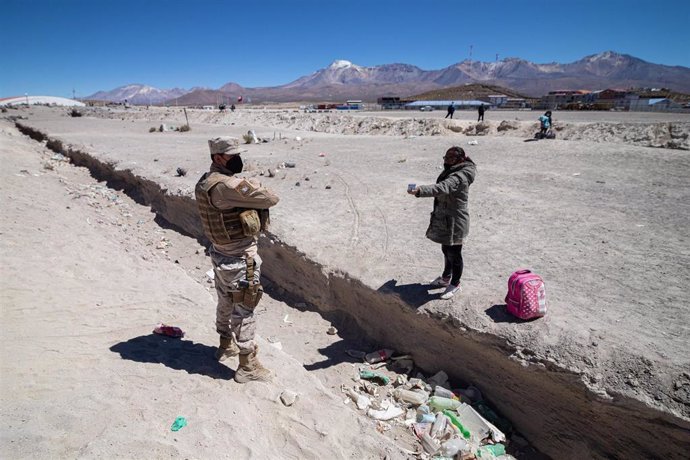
[467,140,479,145]
[206,269,215,280]
[347,388,371,410]
[367,405,404,421]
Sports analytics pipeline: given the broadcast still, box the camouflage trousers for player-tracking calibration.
[210,249,262,355]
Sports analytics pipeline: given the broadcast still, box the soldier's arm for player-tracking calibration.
[211,179,279,209]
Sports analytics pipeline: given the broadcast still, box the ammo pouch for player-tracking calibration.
[239,209,261,236]
[231,256,263,309]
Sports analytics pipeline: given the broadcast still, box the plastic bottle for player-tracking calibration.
[434,385,458,400]
[420,432,440,455]
[416,405,435,423]
[394,388,428,406]
[430,412,448,438]
[439,437,469,457]
[442,409,471,439]
[428,396,462,411]
[364,348,394,364]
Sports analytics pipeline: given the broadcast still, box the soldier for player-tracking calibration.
[195,137,279,383]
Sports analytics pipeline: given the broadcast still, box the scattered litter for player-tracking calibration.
[280,390,298,406]
[295,136,302,141]
[325,185,332,190]
[51,153,67,161]
[206,269,215,280]
[176,167,187,177]
[367,403,404,421]
[359,369,390,386]
[267,168,276,177]
[365,348,394,364]
[285,161,296,168]
[467,140,479,145]
[397,158,407,163]
[153,324,185,338]
[170,416,187,431]
[346,388,371,410]
[282,314,293,324]
[573,173,581,176]
[318,153,325,157]
[327,326,338,335]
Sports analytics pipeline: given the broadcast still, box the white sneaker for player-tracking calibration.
[430,276,451,288]
[440,284,461,299]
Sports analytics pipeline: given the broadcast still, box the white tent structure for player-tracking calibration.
[0,96,85,107]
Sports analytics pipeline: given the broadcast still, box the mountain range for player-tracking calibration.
[86,51,690,104]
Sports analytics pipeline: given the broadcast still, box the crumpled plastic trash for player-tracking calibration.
[153,324,185,338]
[367,404,404,421]
[467,140,479,145]
[170,416,187,431]
[359,369,390,385]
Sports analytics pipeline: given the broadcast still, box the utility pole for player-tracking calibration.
[496,53,499,62]
[73,88,76,100]
[469,44,473,62]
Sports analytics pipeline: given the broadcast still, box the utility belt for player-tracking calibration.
[232,256,263,309]
[236,208,270,237]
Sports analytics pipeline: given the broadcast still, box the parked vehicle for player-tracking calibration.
[420,105,434,111]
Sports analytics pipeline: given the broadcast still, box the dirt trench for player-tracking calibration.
[15,122,690,459]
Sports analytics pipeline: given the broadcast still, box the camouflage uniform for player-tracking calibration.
[195,137,279,356]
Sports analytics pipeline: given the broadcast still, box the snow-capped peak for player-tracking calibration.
[329,60,353,69]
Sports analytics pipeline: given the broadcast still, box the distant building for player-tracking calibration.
[628,98,682,111]
[0,95,85,107]
[377,96,413,109]
[488,94,508,107]
[540,90,590,109]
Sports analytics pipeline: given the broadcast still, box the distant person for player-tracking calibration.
[477,104,485,121]
[219,103,226,112]
[230,104,236,112]
[538,110,552,136]
[195,137,279,383]
[408,146,477,300]
[445,102,455,119]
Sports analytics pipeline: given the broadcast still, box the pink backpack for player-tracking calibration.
[505,269,547,320]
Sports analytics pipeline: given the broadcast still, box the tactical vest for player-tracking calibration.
[195,173,246,245]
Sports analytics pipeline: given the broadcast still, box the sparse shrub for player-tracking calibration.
[178,124,191,132]
[149,127,157,133]
[1,108,7,113]
[176,167,187,177]
[69,109,83,117]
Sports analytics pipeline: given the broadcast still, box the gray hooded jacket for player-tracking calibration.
[417,159,477,245]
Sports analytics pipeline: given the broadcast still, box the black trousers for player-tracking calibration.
[441,244,463,286]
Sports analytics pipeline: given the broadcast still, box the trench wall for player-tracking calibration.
[16,122,690,459]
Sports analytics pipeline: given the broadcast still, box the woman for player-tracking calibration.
[408,146,477,299]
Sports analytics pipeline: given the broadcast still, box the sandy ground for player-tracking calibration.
[2,106,690,458]
[0,121,412,459]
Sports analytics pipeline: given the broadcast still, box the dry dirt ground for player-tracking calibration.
[2,106,689,459]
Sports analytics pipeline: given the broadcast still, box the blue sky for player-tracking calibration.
[2,0,689,98]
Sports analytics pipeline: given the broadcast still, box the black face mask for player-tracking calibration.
[226,155,243,174]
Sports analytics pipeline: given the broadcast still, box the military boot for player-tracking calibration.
[215,336,240,362]
[234,346,272,383]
